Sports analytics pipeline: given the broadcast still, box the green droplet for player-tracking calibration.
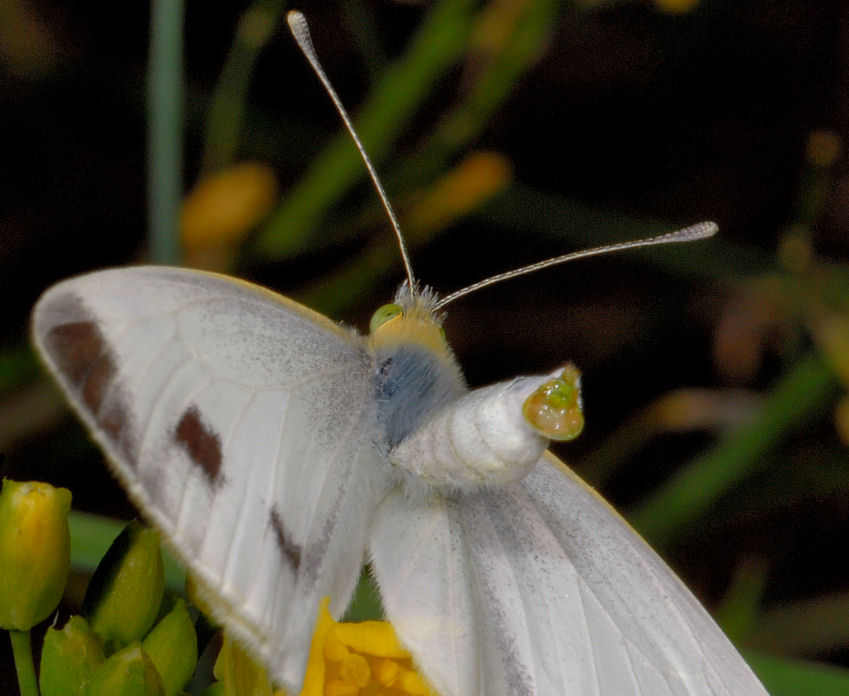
[541,379,576,410]
[523,365,585,441]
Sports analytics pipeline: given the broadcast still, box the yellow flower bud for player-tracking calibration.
[83,642,165,696]
[142,599,198,696]
[0,479,71,630]
[83,521,164,650]
[39,615,105,696]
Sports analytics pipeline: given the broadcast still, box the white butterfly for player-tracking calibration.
[30,11,769,695]
[31,264,768,696]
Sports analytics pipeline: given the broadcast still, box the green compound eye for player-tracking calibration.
[369,303,403,333]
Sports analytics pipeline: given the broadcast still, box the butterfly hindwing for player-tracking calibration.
[370,451,767,696]
[32,266,389,691]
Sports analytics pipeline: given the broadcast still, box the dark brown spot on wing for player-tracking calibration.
[270,505,302,570]
[47,321,108,386]
[175,406,223,486]
[82,353,116,413]
[99,400,131,452]
[43,310,135,460]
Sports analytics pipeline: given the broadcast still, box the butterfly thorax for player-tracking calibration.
[368,288,466,449]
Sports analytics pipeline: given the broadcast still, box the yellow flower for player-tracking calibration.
[214,599,437,696]
[297,598,436,696]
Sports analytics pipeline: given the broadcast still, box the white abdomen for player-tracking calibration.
[389,371,564,490]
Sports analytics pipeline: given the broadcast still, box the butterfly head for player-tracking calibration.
[367,284,451,362]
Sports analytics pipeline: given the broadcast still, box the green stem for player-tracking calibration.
[398,0,559,189]
[253,0,480,258]
[202,0,286,172]
[745,591,849,654]
[0,344,40,395]
[745,652,849,696]
[9,629,39,696]
[147,0,185,264]
[628,353,838,546]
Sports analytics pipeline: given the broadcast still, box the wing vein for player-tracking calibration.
[296,381,369,580]
[134,351,198,475]
[441,499,476,692]
[618,620,643,695]
[575,577,607,696]
[474,492,537,696]
[217,388,266,587]
[172,376,216,535]
[266,388,298,628]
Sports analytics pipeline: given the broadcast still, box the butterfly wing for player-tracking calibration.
[369,451,767,696]
[32,266,388,691]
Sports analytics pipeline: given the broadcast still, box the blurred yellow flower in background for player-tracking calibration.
[404,151,510,240]
[653,0,700,14]
[181,161,279,270]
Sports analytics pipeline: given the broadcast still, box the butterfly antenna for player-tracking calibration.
[433,221,718,310]
[287,10,416,290]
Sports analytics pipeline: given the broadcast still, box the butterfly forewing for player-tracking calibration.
[370,450,768,696]
[32,267,388,691]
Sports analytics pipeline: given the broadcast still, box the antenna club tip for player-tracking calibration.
[287,10,306,33]
[667,220,718,243]
[690,220,719,239]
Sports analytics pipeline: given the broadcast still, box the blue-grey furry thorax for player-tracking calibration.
[373,342,466,448]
